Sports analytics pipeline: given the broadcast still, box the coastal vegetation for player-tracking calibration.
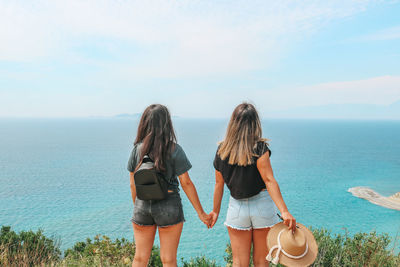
[0,225,399,266]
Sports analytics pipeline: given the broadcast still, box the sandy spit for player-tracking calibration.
[348,187,400,211]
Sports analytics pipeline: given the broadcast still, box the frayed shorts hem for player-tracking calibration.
[252,221,280,229]
[131,219,185,228]
[158,220,185,228]
[224,221,280,231]
[224,223,252,231]
[131,219,154,227]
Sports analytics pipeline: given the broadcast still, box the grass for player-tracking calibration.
[0,226,61,266]
[1,225,399,266]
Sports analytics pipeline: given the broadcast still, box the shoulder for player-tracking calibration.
[127,143,141,172]
[213,144,224,170]
[133,142,142,156]
[172,143,183,154]
[256,140,268,149]
[133,142,142,150]
[255,140,271,157]
[171,143,189,159]
[171,143,192,174]
[214,143,223,160]
[215,142,223,154]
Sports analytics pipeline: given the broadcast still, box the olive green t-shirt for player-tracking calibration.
[127,143,192,190]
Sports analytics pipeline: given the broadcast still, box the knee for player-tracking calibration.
[133,253,149,265]
[253,253,268,267]
[232,257,245,267]
[232,260,245,267]
[253,259,268,267]
[232,254,252,267]
[253,249,268,266]
[160,255,177,266]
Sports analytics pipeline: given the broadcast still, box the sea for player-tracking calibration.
[0,118,399,264]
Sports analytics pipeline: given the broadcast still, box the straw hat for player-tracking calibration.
[266,222,318,267]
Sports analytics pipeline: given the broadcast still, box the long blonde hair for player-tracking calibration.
[218,103,266,166]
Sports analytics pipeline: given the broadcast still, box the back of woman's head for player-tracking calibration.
[218,102,264,166]
[135,104,176,172]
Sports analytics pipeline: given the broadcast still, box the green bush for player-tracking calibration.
[1,225,399,266]
[310,228,400,267]
[0,225,61,266]
[62,234,161,266]
[224,228,399,267]
[181,255,219,267]
[224,243,253,267]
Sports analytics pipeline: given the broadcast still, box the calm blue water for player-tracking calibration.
[0,118,399,264]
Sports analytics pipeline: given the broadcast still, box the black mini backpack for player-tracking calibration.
[134,156,169,201]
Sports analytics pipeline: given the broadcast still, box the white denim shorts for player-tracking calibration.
[224,190,280,230]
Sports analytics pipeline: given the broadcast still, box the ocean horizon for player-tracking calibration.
[0,118,399,263]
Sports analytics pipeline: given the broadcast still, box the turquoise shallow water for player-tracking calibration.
[0,118,399,264]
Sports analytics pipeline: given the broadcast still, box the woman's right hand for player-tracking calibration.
[208,211,219,228]
[282,211,296,233]
[198,212,212,227]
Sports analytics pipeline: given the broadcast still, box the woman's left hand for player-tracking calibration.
[208,211,219,228]
[199,212,212,228]
[281,211,296,233]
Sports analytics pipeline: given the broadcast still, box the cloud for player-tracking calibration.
[3,0,397,118]
[152,75,400,118]
[0,0,375,77]
[354,25,400,41]
[254,75,400,113]
[1,74,398,118]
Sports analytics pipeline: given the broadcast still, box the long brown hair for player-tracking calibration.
[134,104,176,172]
[218,103,266,166]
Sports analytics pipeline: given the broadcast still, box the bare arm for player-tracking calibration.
[257,152,296,232]
[129,172,136,205]
[179,172,210,226]
[210,170,224,227]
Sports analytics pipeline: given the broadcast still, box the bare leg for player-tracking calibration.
[132,223,157,267]
[158,222,184,267]
[252,228,271,267]
[227,227,252,267]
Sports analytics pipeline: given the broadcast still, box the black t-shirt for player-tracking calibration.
[213,141,271,199]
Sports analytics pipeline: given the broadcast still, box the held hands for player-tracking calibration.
[198,212,212,228]
[208,211,219,228]
[198,211,219,229]
[281,210,297,233]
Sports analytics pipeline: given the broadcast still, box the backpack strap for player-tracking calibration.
[142,155,153,163]
[139,155,170,184]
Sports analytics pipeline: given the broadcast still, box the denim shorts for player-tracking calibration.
[224,190,280,230]
[131,192,185,227]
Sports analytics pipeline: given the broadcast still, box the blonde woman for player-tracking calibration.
[209,103,296,267]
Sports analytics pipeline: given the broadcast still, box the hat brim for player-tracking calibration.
[267,222,318,267]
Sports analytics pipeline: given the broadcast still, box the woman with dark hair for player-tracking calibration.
[127,104,210,267]
[209,103,296,267]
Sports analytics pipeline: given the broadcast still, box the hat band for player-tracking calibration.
[266,230,309,265]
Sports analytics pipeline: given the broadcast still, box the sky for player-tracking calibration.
[0,0,400,119]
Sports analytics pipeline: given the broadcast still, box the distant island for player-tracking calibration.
[113,113,180,119]
[113,113,142,118]
[112,101,400,120]
[348,187,400,211]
